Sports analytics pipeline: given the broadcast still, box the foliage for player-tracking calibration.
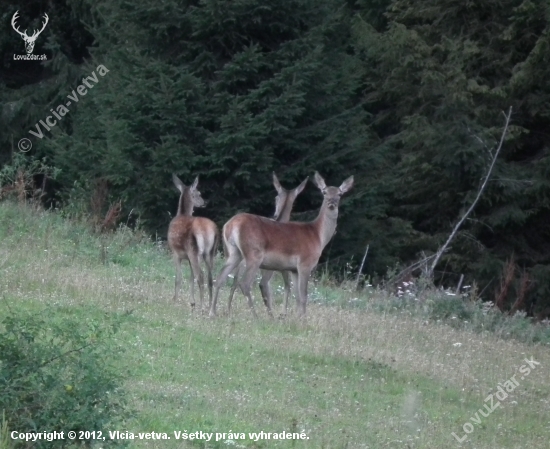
[24,0,370,240]
[0,307,130,448]
[0,152,58,186]
[0,153,59,203]
[350,0,550,311]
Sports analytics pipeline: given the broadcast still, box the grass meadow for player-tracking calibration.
[1,202,549,449]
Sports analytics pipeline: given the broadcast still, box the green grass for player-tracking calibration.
[1,201,549,448]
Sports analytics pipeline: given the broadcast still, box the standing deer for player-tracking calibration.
[226,173,308,317]
[210,171,354,318]
[168,174,218,310]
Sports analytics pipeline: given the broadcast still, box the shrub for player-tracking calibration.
[0,153,59,204]
[0,307,130,448]
[428,296,474,323]
[366,284,550,345]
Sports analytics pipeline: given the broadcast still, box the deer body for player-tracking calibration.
[227,174,308,316]
[168,175,218,310]
[210,172,353,318]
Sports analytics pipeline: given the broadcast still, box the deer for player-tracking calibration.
[209,171,354,318]
[226,173,308,317]
[11,11,49,54]
[167,174,218,311]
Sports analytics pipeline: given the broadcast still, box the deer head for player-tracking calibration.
[272,172,308,221]
[172,174,205,216]
[314,171,354,218]
[11,11,49,54]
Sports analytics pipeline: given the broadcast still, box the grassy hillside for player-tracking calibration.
[1,202,549,449]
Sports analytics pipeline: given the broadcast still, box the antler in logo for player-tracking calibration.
[11,10,49,54]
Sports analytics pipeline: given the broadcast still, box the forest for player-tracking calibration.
[1,0,549,316]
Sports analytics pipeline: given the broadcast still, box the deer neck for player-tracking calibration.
[277,198,294,223]
[313,202,338,249]
[177,192,194,217]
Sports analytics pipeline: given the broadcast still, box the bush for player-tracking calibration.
[428,296,475,322]
[366,285,550,345]
[0,153,59,204]
[0,307,130,448]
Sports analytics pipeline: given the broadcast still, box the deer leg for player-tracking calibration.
[238,255,262,319]
[259,269,275,318]
[187,259,196,309]
[210,249,242,317]
[281,271,291,315]
[296,268,311,317]
[290,271,299,315]
[227,261,243,314]
[189,254,204,311]
[172,254,183,302]
[203,252,214,309]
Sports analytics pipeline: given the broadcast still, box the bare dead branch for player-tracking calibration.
[455,274,464,295]
[428,106,513,278]
[355,244,369,291]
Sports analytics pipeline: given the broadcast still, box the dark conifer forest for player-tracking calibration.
[2,0,549,315]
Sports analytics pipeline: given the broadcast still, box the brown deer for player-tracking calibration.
[210,171,354,318]
[226,173,308,317]
[168,174,218,310]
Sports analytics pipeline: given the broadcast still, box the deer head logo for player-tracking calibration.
[11,10,49,54]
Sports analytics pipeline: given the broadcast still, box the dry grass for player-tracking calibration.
[495,256,516,312]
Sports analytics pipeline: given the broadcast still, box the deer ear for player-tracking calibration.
[339,175,354,194]
[314,172,326,191]
[191,176,199,190]
[295,177,308,195]
[172,174,185,192]
[272,172,283,193]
